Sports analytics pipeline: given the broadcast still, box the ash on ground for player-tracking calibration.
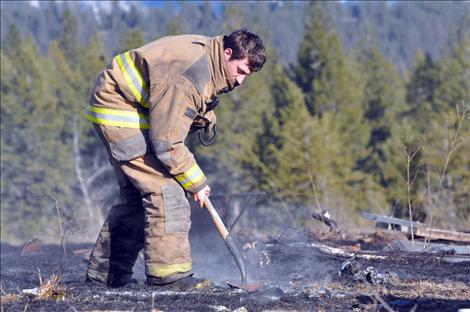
[1,227,469,312]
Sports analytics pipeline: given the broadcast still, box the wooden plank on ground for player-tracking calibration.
[414,227,470,243]
[362,212,470,243]
[385,240,470,255]
[361,212,422,228]
[441,255,470,263]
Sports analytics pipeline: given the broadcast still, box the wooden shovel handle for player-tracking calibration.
[204,197,229,239]
[204,196,247,283]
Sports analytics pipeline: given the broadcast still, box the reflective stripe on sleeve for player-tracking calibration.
[115,51,150,108]
[86,106,149,129]
[175,163,206,190]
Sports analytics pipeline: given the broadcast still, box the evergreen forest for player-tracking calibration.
[1,1,469,244]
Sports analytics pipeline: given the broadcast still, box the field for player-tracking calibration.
[1,227,469,312]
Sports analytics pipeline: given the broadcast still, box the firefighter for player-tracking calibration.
[85,29,266,288]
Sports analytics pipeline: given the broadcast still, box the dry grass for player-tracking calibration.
[37,274,66,301]
[321,278,470,301]
[0,275,66,306]
[301,278,468,312]
[20,238,43,256]
[0,294,23,303]
[387,279,470,300]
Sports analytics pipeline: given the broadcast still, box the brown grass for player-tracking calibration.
[0,294,24,303]
[37,274,66,301]
[320,278,470,301]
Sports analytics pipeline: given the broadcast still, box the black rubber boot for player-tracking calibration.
[86,267,135,288]
[147,273,212,291]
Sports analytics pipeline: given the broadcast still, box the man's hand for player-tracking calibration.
[193,185,211,208]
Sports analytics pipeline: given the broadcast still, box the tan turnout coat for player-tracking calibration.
[88,35,235,193]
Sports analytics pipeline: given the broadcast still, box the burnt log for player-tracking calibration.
[311,211,340,232]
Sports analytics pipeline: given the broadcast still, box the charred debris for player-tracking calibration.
[1,195,469,311]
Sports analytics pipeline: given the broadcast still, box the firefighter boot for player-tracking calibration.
[147,272,212,291]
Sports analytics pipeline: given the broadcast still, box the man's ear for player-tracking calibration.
[223,48,233,59]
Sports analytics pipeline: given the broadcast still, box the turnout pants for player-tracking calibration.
[86,125,192,286]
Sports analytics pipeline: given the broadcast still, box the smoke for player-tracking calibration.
[189,204,246,286]
[259,228,334,291]
[129,202,250,286]
[189,205,336,290]
[91,198,338,290]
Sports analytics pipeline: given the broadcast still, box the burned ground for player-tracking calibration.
[1,228,469,312]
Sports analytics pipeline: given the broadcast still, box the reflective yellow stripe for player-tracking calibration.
[115,51,150,108]
[86,114,149,129]
[89,106,148,118]
[123,52,150,97]
[175,163,205,190]
[86,106,149,129]
[123,52,150,108]
[147,262,192,277]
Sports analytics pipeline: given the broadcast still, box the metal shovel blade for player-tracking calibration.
[204,197,248,284]
[224,234,247,283]
[227,281,263,292]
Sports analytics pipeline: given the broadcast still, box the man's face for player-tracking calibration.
[224,48,251,87]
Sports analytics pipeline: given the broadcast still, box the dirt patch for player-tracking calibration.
[1,229,469,311]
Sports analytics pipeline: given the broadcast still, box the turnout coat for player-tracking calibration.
[87,35,234,193]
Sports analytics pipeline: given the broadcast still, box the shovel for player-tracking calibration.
[203,197,262,292]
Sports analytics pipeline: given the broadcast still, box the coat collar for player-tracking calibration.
[205,36,235,96]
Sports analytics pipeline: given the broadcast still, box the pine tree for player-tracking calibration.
[76,34,115,225]
[293,4,331,116]
[252,65,311,203]
[220,5,245,33]
[192,46,277,194]
[58,9,81,69]
[167,16,186,36]
[293,4,368,160]
[120,28,146,52]
[434,14,470,112]
[78,34,107,90]
[405,51,441,131]
[416,16,470,228]
[197,1,218,35]
[1,34,76,242]
[2,25,21,55]
[354,33,406,196]
[388,16,470,227]
[288,4,375,220]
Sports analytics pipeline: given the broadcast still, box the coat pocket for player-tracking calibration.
[161,184,191,234]
[109,131,151,161]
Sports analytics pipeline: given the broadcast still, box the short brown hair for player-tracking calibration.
[223,29,266,72]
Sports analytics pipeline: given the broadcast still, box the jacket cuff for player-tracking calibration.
[191,180,209,194]
[174,163,208,194]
